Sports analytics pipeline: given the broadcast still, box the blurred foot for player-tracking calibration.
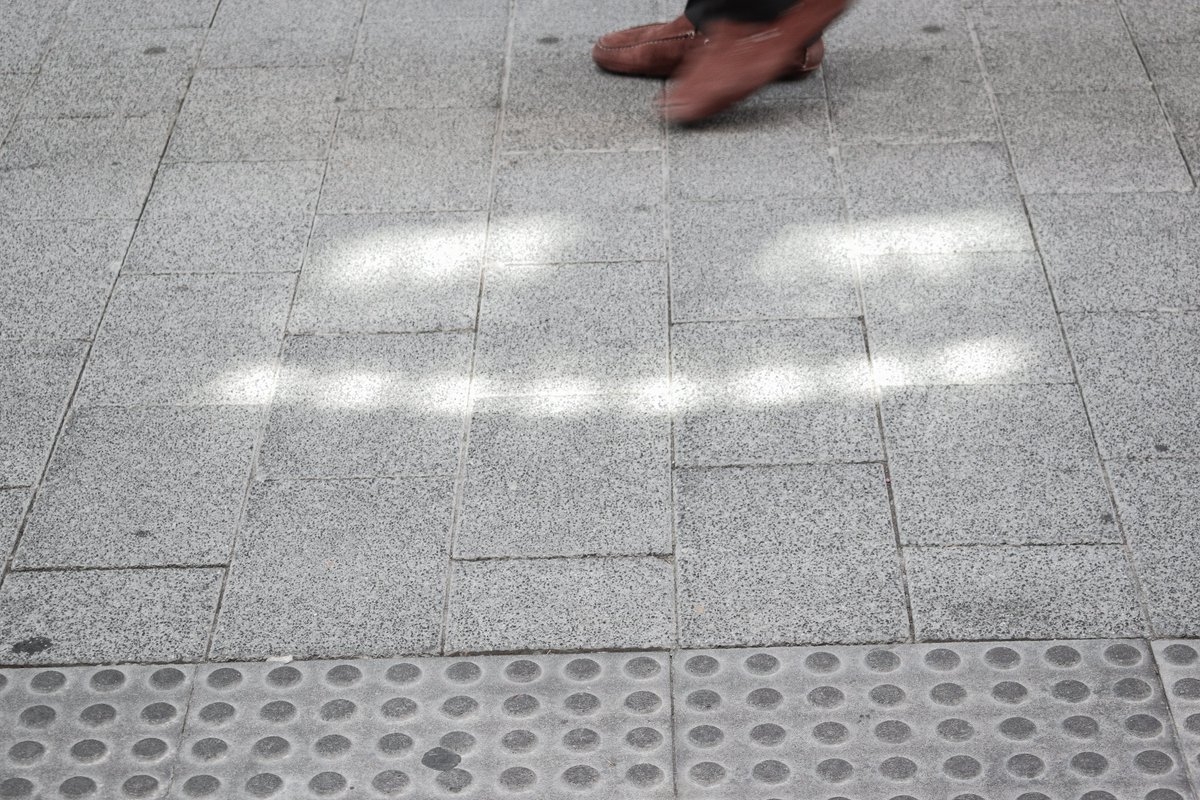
[661,0,847,123]
[592,14,823,79]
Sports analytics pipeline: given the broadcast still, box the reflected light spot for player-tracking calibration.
[208,364,278,404]
[322,371,387,407]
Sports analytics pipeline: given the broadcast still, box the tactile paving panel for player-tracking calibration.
[0,664,195,800]
[672,640,1194,800]
[169,653,673,799]
[1155,640,1200,796]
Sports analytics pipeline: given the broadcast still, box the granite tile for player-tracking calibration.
[1123,0,1200,44]
[42,27,202,72]
[0,340,87,486]
[22,67,187,116]
[202,0,360,67]
[825,0,972,51]
[62,0,219,29]
[0,489,27,563]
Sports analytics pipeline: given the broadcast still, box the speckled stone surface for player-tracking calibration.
[0,489,27,564]
[0,341,87,487]
[1154,639,1200,793]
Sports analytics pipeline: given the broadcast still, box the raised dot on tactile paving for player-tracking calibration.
[746,688,783,710]
[564,692,600,715]
[562,765,600,789]
[740,653,778,675]
[688,762,726,786]
[813,722,849,745]
[90,669,125,692]
[500,767,537,791]
[943,755,982,779]
[421,746,461,771]
[502,729,537,753]
[924,648,961,671]
[316,734,352,758]
[0,778,34,798]
[309,772,347,796]
[1063,715,1099,738]
[1173,678,1200,699]
[807,686,845,708]
[753,760,790,784]
[1070,751,1108,776]
[866,649,901,672]
[206,667,242,689]
[320,699,357,721]
[1115,677,1153,701]
[1146,791,1185,800]
[624,656,661,679]
[259,700,296,723]
[191,737,228,762]
[70,739,107,763]
[150,667,185,690]
[504,693,539,717]
[199,701,233,725]
[1081,794,1117,800]
[751,723,786,745]
[564,658,601,681]
[870,684,906,706]
[121,775,159,798]
[132,737,168,760]
[372,771,409,796]
[627,764,663,788]
[253,736,290,759]
[440,731,476,754]
[626,690,662,713]
[626,726,662,750]
[445,661,482,684]
[937,719,975,742]
[141,701,177,724]
[564,727,602,751]
[1006,754,1045,778]
[875,720,912,744]
[999,717,1036,740]
[30,670,66,693]
[992,681,1028,704]
[805,652,841,673]
[266,666,302,688]
[326,664,361,686]
[505,660,541,683]
[9,740,46,762]
[19,705,55,728]
[931,682,967,706]
[1052,679,1090,702]
[437,768,472,793]
[386,663,422,684]
[1124,714,1163,737]
[1104,643,1143,666]
[1163,644,1199,665]
[245,773,283,798]
[181,776,219,797]
[1185,713,1200,734]
[1134,750,1174,774]
[687,689,721,711]
[816,758,853,783]
[379,732,414,755]
[880,756,917,780]
[684,655,720,677]
[985,647,1021,669]
[59,777,97,798]
[382,697,418,719]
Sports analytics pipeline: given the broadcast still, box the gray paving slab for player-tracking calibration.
[456,395,671,558]
[369,0,510,21]
[671,319,879,466]
[1143,43,1200,174]
[0,340,87,487]
[906,545,1146,640]
[172,653,673,799]
[210,478,453,660]
[1123,0,1200,43]
[78,273,293,406]
[1028,192,1200,313]
[1154,640,1200,793]
[445,557,675,652]
[841,142,1034,254]
[1111,462,1200,638]
[862,251,1072,386]
[0,488,27,562]
[825,0,973,51]
[41,27,203,71]
[881,384,1117,546]
[971,3,1149,92]
[673,640,1193,799]
[674,464,908,648]
[62,0,219,29]
[0,663,196,800]
[0,220,129,341]
[0,73,32,129]
[126,161,324,274]
[21,66,188,117]
[474,261,667,396]
[826,47,998,143]
[1063,311,1200,459]
[0,114,172,220]
[256,332,473,479]
[670,199,858,323]
[321,108,496,214]
[511,0,661,50]
[998,89,1192,194]
[0,567,222,665]
[0,0,66,72]
[16,405,259,569]
[289,212,485,335]
[502,45,662,153]
[166,66,341,163]
[668,101,837,201]
[201,0,360,68]
[489,151,664,264]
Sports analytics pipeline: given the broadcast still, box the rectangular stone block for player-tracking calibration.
[201,0,359,67]
[0,340,86,486]
[126,161,323,273]
[1028,192,1200,313]
[166,66,341,163]
[1110,461,1200,638]
[1063,311,1200,459]
[1123,0,1200,44]
[210,478,453,660]
[511,0,659,49]
[669,199,858,323]
[456,395,671,558]
[23,67,188,117]
[322,109,496,214]
[675,464,907,647]
[841,142,1033,253]
[489,152,664,264]
[906,545,1146,640]
[79,273,293,406]
[1152,639,1200,792]
[671,319,880,466]
[445,557,675,652]
[0,0,63,72]
[62,0,219,28]
[474,261,668,396]
[998,90,1192,194]
[17,405,259,569]
[861,251,1072,385]
[257,332,473,479]
[0,220,129,340]
[825,0,972,50]
[0,568,222,665]
[289,212,485,335]
[0,74,32,129]
[881,384,1116,545]
[42,28,202,71]
[0,489,26,563]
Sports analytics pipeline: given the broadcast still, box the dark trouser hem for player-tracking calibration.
[684,0,800,27]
